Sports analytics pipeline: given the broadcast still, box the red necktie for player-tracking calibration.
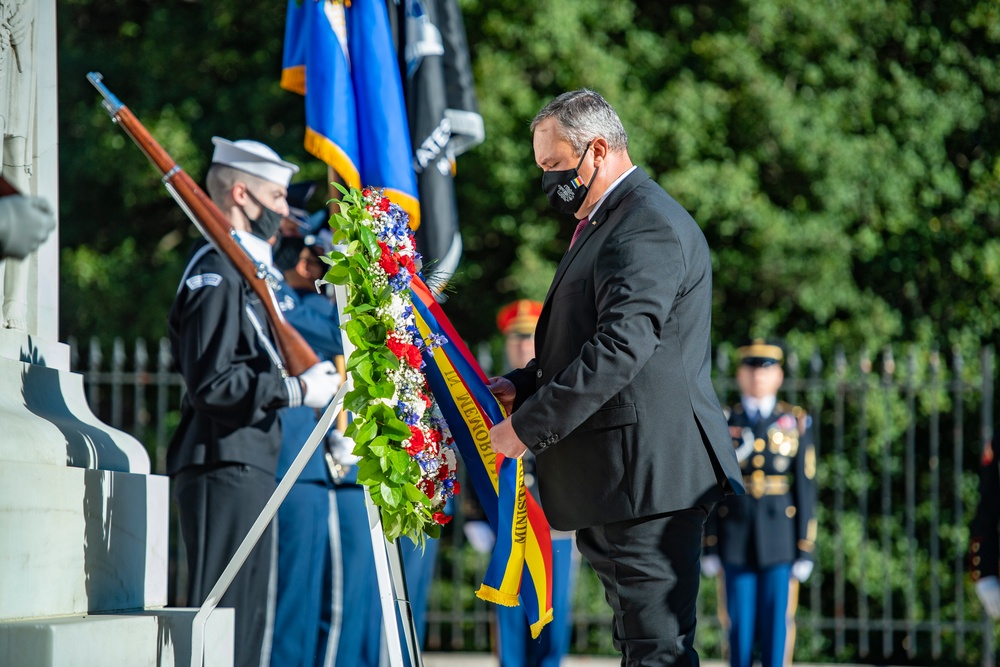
[569,217,590,249]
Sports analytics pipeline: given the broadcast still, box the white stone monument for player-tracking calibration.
[0,1,233,664]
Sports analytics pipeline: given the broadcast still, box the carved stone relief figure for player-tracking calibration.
[1,0,37,331]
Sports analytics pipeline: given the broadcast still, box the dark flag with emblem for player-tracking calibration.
[391,0,484,294]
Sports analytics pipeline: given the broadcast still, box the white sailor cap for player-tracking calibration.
[210,137,300,187]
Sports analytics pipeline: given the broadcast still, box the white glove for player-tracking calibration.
[327,428,359,466]
[299,360,341,408]
[792,559,814,582]
[0,195,56,258]
[463,520,496,555]
[976,576,1000,619]
[701,554,722,577]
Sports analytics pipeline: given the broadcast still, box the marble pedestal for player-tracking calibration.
[0,333,233,666]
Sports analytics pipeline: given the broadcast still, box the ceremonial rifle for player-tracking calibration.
[87,72,319,377]
[0,176,18,197]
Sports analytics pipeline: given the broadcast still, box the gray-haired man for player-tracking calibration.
[488,90,743,665]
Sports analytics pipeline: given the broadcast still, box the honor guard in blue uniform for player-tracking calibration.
[168,139,341,667]
[702,339,817,667]
[311,232,438,667]
[969,438,1000,621]
[268,188,349,667]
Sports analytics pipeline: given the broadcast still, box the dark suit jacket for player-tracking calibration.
[506,167,744,531]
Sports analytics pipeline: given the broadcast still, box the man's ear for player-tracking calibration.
[591,137,610,166]
[231,181,250,206]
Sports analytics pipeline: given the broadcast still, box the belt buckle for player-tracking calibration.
[325,451,352,483]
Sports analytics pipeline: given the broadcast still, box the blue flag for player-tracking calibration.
[282,0,420,227]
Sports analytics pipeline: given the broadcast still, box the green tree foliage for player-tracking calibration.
[58,0,1000,355]
[58,0,325,343]
[451,0,1000,357]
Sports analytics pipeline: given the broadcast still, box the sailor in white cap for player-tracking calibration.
[167,137,341,667]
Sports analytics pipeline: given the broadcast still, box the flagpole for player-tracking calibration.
[335,284,422,667]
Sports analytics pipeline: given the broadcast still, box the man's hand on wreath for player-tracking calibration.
[487,376,516,415]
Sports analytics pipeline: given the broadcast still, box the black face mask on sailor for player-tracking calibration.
[242,189,284,241]
[541,142,598,215]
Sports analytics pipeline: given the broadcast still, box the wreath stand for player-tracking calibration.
[185,286,422,667]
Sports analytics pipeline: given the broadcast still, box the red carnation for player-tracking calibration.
[433,512,452,525]
[417,479,435,498]
[379,197,391,212]
[452,480,461,495]
[405,426,426,455]
[437,464,450,480]
[376,241,399,276]
[405,345,423,368]
[386,337,408,361]
[362,188,373,197]
[400,254,417,275]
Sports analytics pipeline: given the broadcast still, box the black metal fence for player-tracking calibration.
[68,336,1000,665]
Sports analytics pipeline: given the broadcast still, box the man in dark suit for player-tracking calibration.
[488,89,744,666]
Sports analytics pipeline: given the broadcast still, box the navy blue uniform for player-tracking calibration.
[704,401,817,667]
[169,244,302,667]
[269,283,344,667]
[969,440,999,583]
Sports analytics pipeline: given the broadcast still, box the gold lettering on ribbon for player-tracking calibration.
[513,458,528,547]
[443,367,498,482]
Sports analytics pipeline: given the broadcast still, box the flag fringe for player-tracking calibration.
[475,585,519,608]
[529,608,554,639]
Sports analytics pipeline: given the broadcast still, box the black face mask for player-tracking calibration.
[541,143,598,215]
[242,189,284,240]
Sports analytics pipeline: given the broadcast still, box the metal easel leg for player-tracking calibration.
[364,490,424,667]
[333,282,422,667]
[189,384,348,667]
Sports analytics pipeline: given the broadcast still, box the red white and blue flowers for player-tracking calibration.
[324,184,458,542]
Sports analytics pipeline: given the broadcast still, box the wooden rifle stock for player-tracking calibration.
[0,176,18,197]
[87,72,319,377]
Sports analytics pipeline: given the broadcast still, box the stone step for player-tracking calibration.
[0,609,234,667]
[0,462,169,620]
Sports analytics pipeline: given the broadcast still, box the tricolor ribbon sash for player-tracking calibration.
[410,278,554,638]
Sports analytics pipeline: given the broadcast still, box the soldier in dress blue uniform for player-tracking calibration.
[702,339,817,667]
[168,139,341,667]
[969,438,1000,621]
[268,190,348,667]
